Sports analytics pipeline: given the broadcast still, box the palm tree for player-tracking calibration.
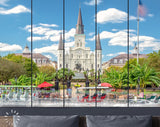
[130,64,160,88]
[101,68,127,89]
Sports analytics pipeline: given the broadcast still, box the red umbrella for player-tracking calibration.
[38,82,53,88]
[99,83,112,87]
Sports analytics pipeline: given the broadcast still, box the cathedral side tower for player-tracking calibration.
[58,34,63,69]
[96,32,102,71]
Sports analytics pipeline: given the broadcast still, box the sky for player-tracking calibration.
[0,0,160,63]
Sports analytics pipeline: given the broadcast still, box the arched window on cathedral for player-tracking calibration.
[60,64,62,68]
[77,43,79,47]
[66,64,68,68]
[80,42,82,47]
[71,54,73,58]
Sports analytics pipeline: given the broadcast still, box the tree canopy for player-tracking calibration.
[0,58,26,84]
[4,54,38,77]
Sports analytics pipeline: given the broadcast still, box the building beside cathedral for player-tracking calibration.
[58,8,102,72]
[102,46,148,70]
[15,45,52,67]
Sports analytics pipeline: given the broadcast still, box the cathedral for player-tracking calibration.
[58,8,102,72]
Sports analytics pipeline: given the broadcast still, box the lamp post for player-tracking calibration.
[67,69,71,98]
[55,69,59,91]
[85,69,89,87]
[98,69,101,85]
[137,76,140,95]
[67,69,71,89]
[85,69,89,96]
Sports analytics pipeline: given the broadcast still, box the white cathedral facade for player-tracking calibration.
[58,8,102,72]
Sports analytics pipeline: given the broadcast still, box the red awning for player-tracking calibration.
[99,83,112,87]
[38,82,53,88]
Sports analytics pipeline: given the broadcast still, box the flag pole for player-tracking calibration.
[137,0,140,64]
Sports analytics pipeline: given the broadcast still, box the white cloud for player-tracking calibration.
[24,24,75,42]
[33,44,58,56]
[65,28,76,41]
[0,0,9,6]
[0,5,30,15]
[0,42,22,52]
[106,53,115,57]
[45,55,52,59]
[49,28,75,42]
[39,23,58,27]
[97,8,144,24]
[89,29,160,51]
[89,30,135,47]
[118,52,126,55]
[148,14,154,17]
[139,37,160,51]
[27,36,49,42]
[25,25,51,35]
[130,16,145,21]
[84,0,102,6]
[112,29,118,32]
[89,32,95,36]
[33,41,75,57]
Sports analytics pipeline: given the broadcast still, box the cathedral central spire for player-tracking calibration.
[76,8,84,34]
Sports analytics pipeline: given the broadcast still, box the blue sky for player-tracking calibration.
[0,0,160,63]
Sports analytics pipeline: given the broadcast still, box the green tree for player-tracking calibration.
[4,54,38,77]
[129,64,160,88]
[147,50,160,72]
[0,58,26,84]
[101,68,127,89]
[52,68,75,81]
[38,65,56,81]
[123,58,147,69]
[9,75,31,86]
[35,72,48,85]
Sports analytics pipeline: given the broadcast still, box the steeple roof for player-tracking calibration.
[96,32,102,50]
[133,44,138,54]
[23,44,30,54]
[76,8,84,34]
[58,34,63,50]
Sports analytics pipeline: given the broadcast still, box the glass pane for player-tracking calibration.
[65,0,96,107]
[0,0,31,107]
[31,0,63,107]
[97,0,128,107]
[129,0,160,107]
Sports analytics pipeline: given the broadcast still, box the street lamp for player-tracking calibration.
[67,69,72,98]
[85,69,89,96]
[67,69,71,89]
[137,76,140,95]
[98,69,101,85]
[85,69,89,87]
[55,69,59,91]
